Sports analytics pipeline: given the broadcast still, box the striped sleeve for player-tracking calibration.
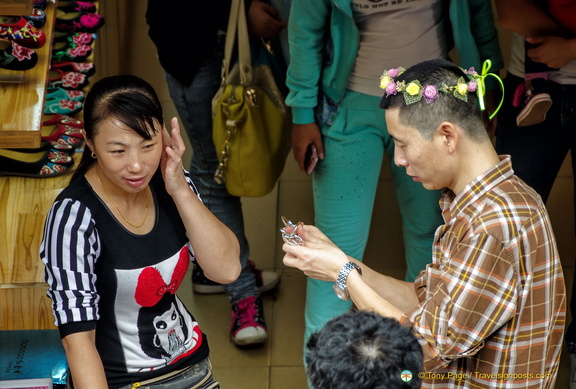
[183,168,201,200]
[40,198,101,327]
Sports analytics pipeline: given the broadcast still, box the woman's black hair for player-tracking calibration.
[71,75,164,181]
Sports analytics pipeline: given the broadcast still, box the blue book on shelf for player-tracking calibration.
[0,330,68,387]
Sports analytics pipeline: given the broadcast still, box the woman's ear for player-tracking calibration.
[83,130,95,154]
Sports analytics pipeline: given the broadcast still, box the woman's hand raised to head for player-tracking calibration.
[161,117,188,196]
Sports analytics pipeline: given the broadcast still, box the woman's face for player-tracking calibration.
[88,117,163,194]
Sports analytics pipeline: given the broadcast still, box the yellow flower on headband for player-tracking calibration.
[456,80,469,95]
[406,82,421,96]
[380,75,392,90]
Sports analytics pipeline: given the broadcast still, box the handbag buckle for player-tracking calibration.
[245,88,259,107]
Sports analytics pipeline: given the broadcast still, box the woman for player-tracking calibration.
[40,75,240,389]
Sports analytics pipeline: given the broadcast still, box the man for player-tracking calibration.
[493,2,576,385]
[306,310,423,389]
[282,59,566,388]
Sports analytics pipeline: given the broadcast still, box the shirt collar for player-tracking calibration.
[440,155,514,222]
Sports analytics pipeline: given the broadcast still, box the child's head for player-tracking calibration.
[380,59,487,143]
[306,310,423,389]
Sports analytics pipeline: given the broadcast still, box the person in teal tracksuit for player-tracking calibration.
[284,0,503,370]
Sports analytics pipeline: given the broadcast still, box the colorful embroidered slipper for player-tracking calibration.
[42,113,83,129]
[44,99,83,115]
[51,40,91,62]
[41,122,84,142]
[54,10,105,33]
[46,87,85,102]
[0,39,38,70]
[53,31,96,45]
[50,134,84,150]
[51,61,95,77]
[0,148,73,178]
[48,68,89,90]
[0,16,46,48]
[57,1,97,13]
[24,7,46,29]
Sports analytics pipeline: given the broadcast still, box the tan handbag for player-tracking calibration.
[212,0,291,198]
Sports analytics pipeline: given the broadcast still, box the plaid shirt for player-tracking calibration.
[404,156,566,388]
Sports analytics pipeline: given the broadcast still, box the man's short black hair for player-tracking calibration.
[380,59,486,142]
[306,310,423,389]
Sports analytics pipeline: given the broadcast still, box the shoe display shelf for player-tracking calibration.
[0,0,34,16]
[0,0,54,149]
[1,1,103,331]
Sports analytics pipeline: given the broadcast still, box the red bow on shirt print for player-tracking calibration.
[134,247,190,307]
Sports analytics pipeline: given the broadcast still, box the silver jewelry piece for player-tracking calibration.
[280,216,303,246]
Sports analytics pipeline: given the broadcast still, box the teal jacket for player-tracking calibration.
[285,0,504,124]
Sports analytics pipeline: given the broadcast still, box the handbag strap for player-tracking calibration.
[221,0,252,86]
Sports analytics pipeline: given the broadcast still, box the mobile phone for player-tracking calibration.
[304,144,318,175]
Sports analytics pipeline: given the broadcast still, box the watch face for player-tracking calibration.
[333,283,349,301]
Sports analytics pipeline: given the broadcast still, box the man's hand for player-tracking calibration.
[247,0,287,38]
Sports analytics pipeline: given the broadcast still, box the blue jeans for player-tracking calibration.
[164,34,258,303]
[116,358,219,389]
[495,73,576,345]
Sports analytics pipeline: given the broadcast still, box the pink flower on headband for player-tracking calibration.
[388,68,401,78]
[468,80,477,92]
[385,81,397,96]
[422,85,439,103]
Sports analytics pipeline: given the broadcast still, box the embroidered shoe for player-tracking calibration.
[24,8,47,29]
[42,113,83,129]
[53,31,96,45]
[52,41,92,62]
[0,39,38,70]
[48,68,89,90]
[54,10,105,33]
[44,98,83,116]
[0,16,46,48]
[46,87,85,102]
[0,147,73,178]
[41,122,84,142]
[34,0,46,10]
[57,1,98,13]
[515,78,552,127]
[230,296,268,347]
[51,60,95,77]
[192,260,280,294]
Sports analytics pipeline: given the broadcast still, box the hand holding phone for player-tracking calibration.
[304,144,318,175]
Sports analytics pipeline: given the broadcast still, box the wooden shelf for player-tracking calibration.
[0,0,55,149]
[0,0,33,15]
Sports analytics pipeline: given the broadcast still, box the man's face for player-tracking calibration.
[385,108,450,191]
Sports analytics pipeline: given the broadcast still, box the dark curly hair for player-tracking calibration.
[306,310,423,389]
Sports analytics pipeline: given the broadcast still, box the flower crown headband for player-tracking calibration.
[379,60,504,120]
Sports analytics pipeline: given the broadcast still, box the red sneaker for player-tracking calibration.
[230,296,268,347]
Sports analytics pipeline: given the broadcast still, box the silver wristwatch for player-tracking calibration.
[333,262,362,301]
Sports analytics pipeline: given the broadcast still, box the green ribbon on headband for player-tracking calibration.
[475,59,505,120]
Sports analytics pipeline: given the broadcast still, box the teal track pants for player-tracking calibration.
[304,90,444,363]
